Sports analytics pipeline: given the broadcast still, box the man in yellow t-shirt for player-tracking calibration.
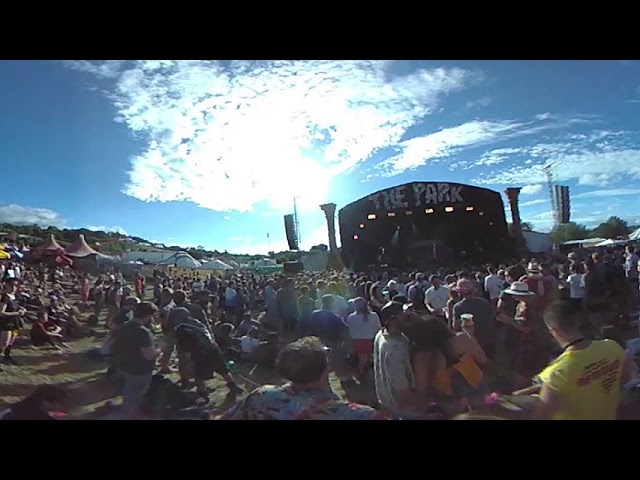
[535,301,634,420]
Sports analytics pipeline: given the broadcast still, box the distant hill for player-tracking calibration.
[0,223,326,265]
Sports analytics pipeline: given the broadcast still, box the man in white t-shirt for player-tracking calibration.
[484,266,505,311]
[425,276,449,319]
[224,282,237,318]
[567,263,585,308]
[240,328,260,360]
[192,278,204,293]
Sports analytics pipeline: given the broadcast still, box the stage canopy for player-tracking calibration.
[66,234,101,258]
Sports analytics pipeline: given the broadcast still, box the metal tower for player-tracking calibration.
[293,196,301,247]
[543,162,561,227]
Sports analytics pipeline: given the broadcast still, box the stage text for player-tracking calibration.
[368,182,464,210]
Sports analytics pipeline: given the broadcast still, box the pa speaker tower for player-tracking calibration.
[284,214,299,250]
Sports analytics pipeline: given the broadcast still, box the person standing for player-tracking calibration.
[276,279,298,333]
[484,266,504,312]
[525,301,634,420]
[296,285,315,335]
[624,246,639,309]
[452,279,496,359]
[424,276,449,321]
[373,301,425,419]
[346,297,381,380]
[111,302,161,419]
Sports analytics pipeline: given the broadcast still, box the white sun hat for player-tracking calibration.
[503,281,536,297]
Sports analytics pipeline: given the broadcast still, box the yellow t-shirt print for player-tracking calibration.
[538,339,625,420]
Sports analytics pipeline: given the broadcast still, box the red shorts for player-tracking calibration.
[353,339,374,356]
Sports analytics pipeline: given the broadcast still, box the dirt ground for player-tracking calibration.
[0,283,372,418]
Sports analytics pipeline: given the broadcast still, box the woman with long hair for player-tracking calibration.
[411,316,488,416]
[0,279,26,368]
[346,297,382,379]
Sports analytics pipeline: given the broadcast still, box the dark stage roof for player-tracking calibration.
[338,181,510,270]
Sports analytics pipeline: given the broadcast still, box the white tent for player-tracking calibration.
[198,258,234,270]
[629,227,640,241]
[562,238,608,247]
[595,238,628,247]
[251,258,278,268]
[160,252,201,269]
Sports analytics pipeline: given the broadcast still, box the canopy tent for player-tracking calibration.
[0,250,10,260]
[160,252,202,269]
[561,238,608,247]
[595,238,629,247]
[198,258,234,271]
[66,234,101,257]
[225,259,240,268]
[630,227,640,241]
[35,234,65,253]
[249,258,278,268]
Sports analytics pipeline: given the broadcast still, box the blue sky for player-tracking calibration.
[1,60,639,254]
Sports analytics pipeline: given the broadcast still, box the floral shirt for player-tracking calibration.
[220,384,388,420]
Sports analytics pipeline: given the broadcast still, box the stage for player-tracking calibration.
[338,181,511,271]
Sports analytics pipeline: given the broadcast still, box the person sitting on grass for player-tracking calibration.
[235,314,264,337]
[0,385,69,420]
[30,311,69,354]
[240,327,260,361]
[213,322,236,354]
[253,332,280,369]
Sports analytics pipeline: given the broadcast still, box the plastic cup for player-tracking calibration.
[460,313,474,328]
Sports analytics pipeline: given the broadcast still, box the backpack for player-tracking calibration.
[140,374,195,418]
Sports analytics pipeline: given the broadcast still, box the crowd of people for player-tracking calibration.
[0,243,639,420]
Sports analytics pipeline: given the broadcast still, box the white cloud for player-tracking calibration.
[520,199,548,207]
[379,113,601,176]
[86,225,128,235]
[69,60,477,213]
[523,210,606,232]
[466,97,491,109]
[223,216,231,221]
[62,60,125,79]
[0,204,65,227]
[475,130,640,188]
[378,120,526,175]
[521,184,543,195]
[572,188,640,199]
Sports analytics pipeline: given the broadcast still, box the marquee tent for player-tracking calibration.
[35,234,65,253]
[66,234,100,257]
[160,252,202,269]
[595,238,629,247]
[198,259,234,271]
[629,227,640,241]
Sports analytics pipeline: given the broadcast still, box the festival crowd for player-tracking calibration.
[1,243,640,420]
